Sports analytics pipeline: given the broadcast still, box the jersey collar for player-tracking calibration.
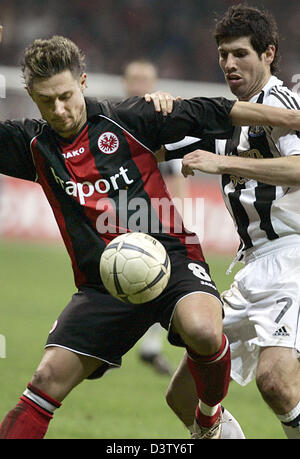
[85,97,103,119]
[249,75,283,103]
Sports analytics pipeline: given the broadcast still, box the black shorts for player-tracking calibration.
[46,251,221,378]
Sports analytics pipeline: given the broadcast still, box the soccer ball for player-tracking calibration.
[100,232,171,304]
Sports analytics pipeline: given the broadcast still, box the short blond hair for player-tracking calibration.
[21,35,86,88]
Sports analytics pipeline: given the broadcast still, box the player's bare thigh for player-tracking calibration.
[30,346,102,401]
[256,346,300,414]
[171,292,223,355]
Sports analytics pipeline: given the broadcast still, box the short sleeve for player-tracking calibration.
[266,90,300,157]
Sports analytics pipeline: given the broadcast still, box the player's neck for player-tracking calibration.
[239,73,272,102]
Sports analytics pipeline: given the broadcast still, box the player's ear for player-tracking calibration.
[79,73,87,92]
[264,45,275,67]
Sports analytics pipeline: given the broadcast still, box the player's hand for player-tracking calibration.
[144,91,182,116]
[182,149,223,176]
[181,163,194,178]
[0,25,3,43]
[154,146,166,163]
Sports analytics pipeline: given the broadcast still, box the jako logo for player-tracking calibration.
[50,166,134,204]
[62,147,85,159]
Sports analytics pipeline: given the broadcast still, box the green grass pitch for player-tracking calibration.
[0,240,285,438]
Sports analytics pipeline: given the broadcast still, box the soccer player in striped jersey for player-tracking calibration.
[0,34,299,440]
[163,4,300,439]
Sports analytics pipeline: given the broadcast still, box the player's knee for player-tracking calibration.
[183,320,222,356]
[256,368,292,409]
[173,295,223,355]
[31,358,67,399]
[31,365,55,393]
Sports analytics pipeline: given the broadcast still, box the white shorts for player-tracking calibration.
[223,242,300,386]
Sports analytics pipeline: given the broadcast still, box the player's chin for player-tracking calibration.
[52,121,77,136]
[227,81,247,100]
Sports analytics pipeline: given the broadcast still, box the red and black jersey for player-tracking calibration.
[0,96,234,288]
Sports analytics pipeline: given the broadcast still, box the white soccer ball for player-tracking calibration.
[100,232,171,304]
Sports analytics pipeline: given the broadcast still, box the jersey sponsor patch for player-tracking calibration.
[98,132,119,154]
[248,126,265,137]
[62,147,86,159]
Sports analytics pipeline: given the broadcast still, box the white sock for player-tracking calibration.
[199,400,220,417]
[277,401,300,439]
[187,403,220,434]
[23,388,59,414]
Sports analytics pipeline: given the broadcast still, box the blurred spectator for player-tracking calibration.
[122,59,158,97]
[0,0,298,87]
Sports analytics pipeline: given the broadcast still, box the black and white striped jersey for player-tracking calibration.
[165,76,300,257]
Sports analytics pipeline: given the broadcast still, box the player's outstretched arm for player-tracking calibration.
[182,149,300,186]
[230,101,300,130]
[146,92,300,131]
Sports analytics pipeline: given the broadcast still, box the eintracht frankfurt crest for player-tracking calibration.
[98,132,119,154]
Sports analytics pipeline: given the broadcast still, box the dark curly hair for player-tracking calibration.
[214,4,280,75]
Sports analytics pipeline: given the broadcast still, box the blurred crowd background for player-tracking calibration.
[0,0,299,86]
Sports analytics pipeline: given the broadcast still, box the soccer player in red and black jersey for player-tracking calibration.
[0,35,299,439]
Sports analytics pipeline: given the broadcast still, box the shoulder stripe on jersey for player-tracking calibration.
[276,88,300,109]
[270,87,300,110]
[270,89,293,110]
[275,87,300,110]
[98,115,154,154]
[29,122,47,183]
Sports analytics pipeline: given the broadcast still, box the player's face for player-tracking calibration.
[123,63,157,97]
[28,70,87,138]
[218,36,275,101]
